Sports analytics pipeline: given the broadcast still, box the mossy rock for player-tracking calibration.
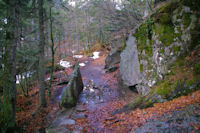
[157,0,179,14]
[172,45,181,53]
[154,13,171,24]
[134,19,153,56]
[159,48,165,54]
[155,24,175,47]
[182,13,191,29]
[59,62,83,108]
[140,64,143,72]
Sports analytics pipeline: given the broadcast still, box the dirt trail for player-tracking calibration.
[46,52,137,133]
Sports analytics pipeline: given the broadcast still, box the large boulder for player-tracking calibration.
[105,48,121,69]
[120,29,141,87]
[60,62,83,108]
[120,0,200,96]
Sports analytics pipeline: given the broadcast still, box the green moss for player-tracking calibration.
[127,96,143,109]
[172,45,181,52]
[134,18,153,56]
[155,81,172,98]
[159,48,165,54]
[155,24,175,47]
[157,1,178,14]
[154,13,171,24]
[175,26,182,39]
[140,64,143,72]
[182,13,191,29]
[147,63,153,70]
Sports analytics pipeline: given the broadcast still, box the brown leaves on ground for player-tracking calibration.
[73,90,200,133]
[16,52,200,133]
[16,68,73,133]
[102,90,200,132]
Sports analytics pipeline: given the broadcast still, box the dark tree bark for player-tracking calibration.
[38,0,47,107]
[2,0,18,126]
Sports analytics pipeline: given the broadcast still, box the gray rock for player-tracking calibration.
[71,113,86,119]
[76,106,86,112]
[105,48,121,69]
[50,118,75,128]
[120,29,141,86]
[46,127,70,133]
[106,66,118,73]
[60,62,84,108]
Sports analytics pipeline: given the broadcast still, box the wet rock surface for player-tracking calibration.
[134,104,200,133]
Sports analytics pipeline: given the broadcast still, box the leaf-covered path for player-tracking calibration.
[16,51,200,133]
[46,52,137,132]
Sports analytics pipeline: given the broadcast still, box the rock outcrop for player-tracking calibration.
[120,29,141,88]
[60,62,83,108]
[120,0,200,96]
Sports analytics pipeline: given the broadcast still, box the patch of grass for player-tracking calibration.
[126,96,143,109]
[155,80,172,98]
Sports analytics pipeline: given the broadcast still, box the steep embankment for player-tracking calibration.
[119,0,200,110]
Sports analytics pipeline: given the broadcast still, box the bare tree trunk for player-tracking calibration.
[48,7,55,97]
[38,0,46,107]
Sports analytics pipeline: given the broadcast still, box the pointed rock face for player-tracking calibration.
[60,62,83,108]
[120,29,141,87]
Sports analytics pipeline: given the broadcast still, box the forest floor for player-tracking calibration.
[16,51,200,133]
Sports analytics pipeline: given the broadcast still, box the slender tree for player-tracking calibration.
[38,0,46,107]
[48,6,55,97]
